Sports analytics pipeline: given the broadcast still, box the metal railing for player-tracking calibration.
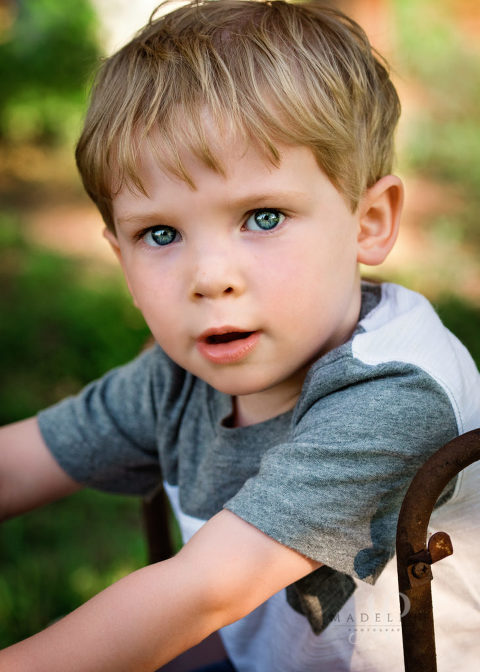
[396,429,480,671]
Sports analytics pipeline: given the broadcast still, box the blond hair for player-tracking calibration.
[76,0,400,230]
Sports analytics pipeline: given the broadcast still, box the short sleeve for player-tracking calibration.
[224,360,459,583]
[37,345,183,496]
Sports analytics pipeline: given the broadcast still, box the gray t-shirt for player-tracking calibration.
[37,282,480,669]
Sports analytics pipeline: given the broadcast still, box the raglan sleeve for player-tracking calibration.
[224,359,460,583]
[37,345,181,496]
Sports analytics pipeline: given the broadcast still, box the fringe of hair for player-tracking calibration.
[76,0,401,230]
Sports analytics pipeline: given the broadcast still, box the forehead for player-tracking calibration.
[112,128,326,220]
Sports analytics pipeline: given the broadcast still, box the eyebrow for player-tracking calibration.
[116,212,167,227]
[115,190,308,227]
[227,190,307,210]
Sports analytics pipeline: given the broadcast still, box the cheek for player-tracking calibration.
[123,262,177,317]
[259,233,357,314]
[252,246,321,317]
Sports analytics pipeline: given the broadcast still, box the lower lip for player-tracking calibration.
[196,331,261,364]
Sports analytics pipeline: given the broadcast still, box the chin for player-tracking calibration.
[208,379,263,396]
[204,371,284,398]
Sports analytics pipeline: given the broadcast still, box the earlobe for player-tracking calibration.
[356,175,404,266]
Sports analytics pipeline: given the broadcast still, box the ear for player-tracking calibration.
[356,175,404,266]
[103,228,139,307]
[103,227,122,262]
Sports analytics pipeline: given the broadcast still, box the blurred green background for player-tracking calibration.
[0,0,479,648]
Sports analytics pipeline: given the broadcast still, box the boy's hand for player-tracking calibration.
[0,417,82,521]
[0,509,320,671]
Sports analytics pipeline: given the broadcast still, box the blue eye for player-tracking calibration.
[245,209,285,232]
[143,226,179,247]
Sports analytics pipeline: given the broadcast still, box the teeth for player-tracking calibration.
[207,331,252,344]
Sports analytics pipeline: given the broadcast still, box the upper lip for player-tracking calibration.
[197,326,256,342]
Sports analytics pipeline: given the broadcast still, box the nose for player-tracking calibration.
[189,246,245,300]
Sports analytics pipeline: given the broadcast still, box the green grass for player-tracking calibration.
[0,213,155,647]
[0,212,151,424]
[0,491,145,647]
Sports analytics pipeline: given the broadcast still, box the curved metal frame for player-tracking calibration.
[396,429,480,671]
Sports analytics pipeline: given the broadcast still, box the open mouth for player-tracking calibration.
[197,328,260,364]
[205,331,255,345]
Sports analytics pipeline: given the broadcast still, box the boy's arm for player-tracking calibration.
[0,417,82,521]
[0,508,321,672]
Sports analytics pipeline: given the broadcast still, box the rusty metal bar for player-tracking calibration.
[396,428,480,672]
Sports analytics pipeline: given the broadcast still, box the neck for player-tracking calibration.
[232,367,309,427]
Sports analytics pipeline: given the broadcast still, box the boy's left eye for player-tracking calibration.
[244,209,285,232]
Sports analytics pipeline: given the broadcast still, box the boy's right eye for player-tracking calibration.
[142,226,179,247]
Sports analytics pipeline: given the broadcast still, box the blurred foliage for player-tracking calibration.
[0,0,100,145]
[393,0,480,241]
[0,489,146,646]
[0,213,155,646]
[0,213,151,424]
[435,295,480,368]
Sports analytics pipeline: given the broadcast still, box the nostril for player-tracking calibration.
[192,284,236,299]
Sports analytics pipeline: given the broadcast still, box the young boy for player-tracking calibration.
[1,1,479,670]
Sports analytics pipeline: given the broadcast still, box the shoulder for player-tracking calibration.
[35,343,197,495]
[296,282,480,436]
[353,282,480,434]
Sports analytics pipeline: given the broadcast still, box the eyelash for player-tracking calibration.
[135,208,287,247]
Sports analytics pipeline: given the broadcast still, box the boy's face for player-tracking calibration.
[108,132,363,425]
